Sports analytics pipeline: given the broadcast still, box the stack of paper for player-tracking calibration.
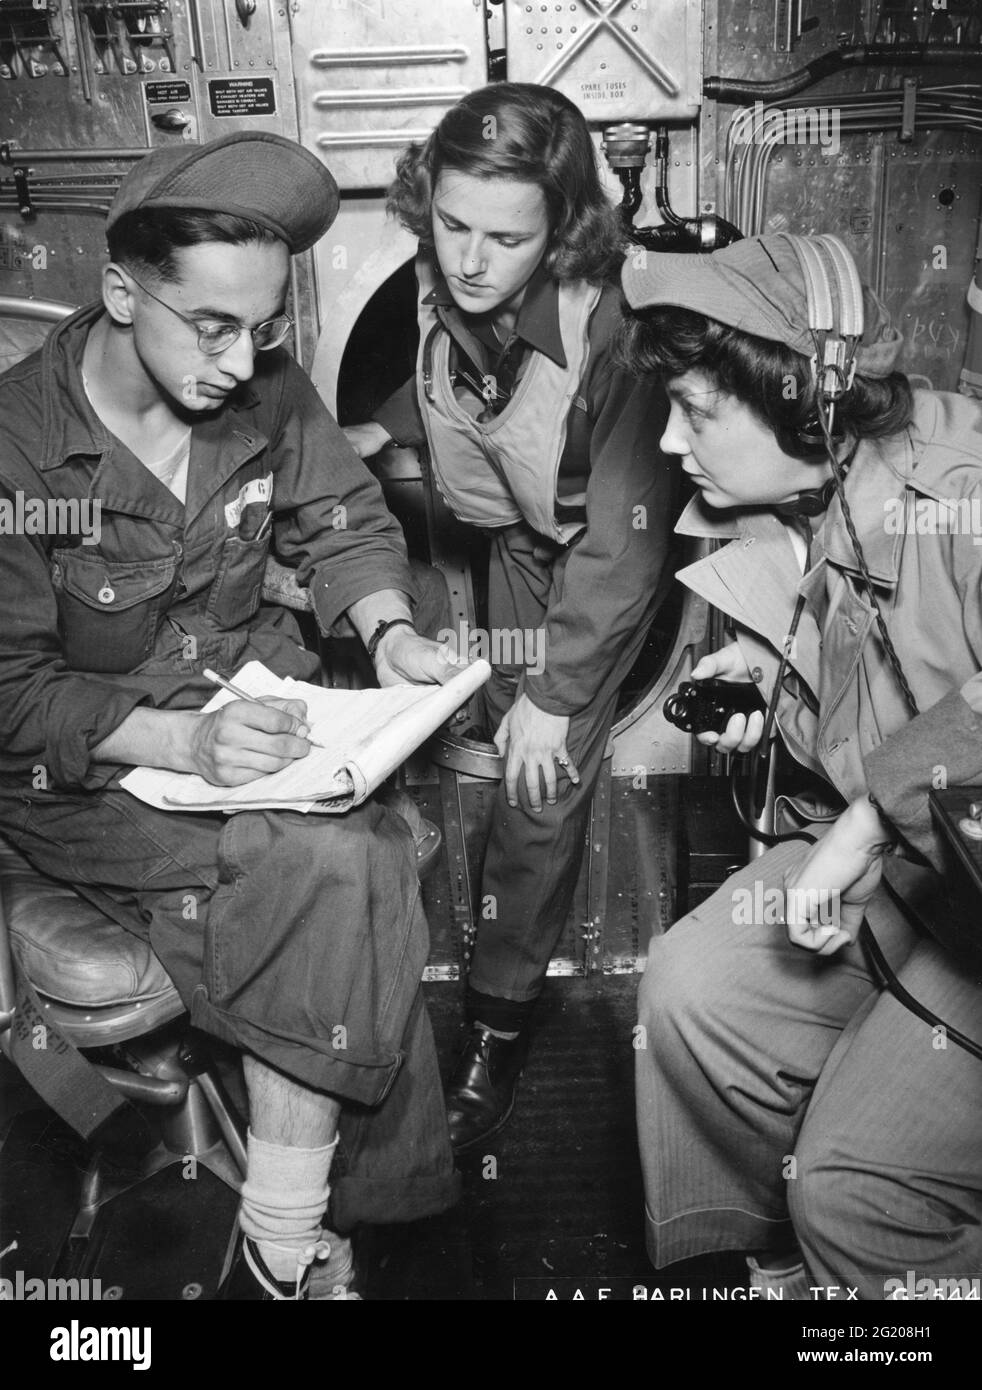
[120,659,491,814]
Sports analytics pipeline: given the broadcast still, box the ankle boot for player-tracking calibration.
[445,1025,529,1152]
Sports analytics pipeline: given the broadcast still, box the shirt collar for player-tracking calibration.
[422,261,567,368]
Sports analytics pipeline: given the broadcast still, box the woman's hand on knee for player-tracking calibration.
[494,694,580,811]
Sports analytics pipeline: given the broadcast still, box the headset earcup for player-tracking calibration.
[794,417,842,454]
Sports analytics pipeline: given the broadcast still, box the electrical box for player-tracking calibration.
[505,0,703,122]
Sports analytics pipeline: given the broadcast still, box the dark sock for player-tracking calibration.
[465,985,535,1035]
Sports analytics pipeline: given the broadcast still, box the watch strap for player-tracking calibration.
[367,617,416,662]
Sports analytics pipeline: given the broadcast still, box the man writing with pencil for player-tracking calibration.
[0,133,460,1299]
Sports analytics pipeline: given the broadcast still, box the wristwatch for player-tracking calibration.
[366,617,416,662]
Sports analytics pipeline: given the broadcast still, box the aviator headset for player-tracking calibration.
[775,232,864,515]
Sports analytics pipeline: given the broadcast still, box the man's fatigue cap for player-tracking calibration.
[621,234,904,379]
[107,131,340,254]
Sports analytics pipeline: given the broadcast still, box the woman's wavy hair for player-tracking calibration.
[618,303,913,458]
[386,82,625,284]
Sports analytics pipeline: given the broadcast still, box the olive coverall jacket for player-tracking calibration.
[0,303,457,1228]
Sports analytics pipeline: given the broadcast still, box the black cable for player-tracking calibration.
[729,760,815,847]
[749,593,811,819]
[731,763,982,1061]
[814,383,921,718]
[860,911,982,1063]
[705,44,982,103]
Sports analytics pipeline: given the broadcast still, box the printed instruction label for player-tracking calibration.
[578,77,629,104]
[208,78,276,118]
[145,79,192,103]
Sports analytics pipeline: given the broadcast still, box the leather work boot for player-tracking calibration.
[445,1025,529,1152]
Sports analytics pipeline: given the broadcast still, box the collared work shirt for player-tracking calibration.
[0,303,416,791]
[375,267,676,716]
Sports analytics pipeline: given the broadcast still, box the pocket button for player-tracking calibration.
[97,584,115,604]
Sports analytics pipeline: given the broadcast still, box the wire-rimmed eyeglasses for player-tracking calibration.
[126,271,293,356]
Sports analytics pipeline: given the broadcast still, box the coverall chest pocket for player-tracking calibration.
[206,474,273,629]
[51,549,178,674]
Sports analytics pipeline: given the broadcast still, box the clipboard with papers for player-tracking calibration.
[119,658,491,814]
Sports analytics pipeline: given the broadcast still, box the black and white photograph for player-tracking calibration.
[0,0,979,1362]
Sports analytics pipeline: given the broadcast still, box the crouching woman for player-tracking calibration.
[620,232,982,1299]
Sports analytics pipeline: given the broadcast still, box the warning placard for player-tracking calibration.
[145,80,192,104]
[208,78,276,118]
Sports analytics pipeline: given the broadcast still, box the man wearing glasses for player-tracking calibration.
[0,133,460,1299]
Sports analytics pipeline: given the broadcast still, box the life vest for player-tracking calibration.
[415,255,601,545]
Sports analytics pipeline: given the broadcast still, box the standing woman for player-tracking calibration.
[346,83,675,1150]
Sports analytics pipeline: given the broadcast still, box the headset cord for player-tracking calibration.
[729,762,814,848]
[862,884,982,1063]
[743,590,809,835]
[816,393,920,718]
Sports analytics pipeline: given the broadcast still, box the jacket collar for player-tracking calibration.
[38,302,113,472]
[38,301,262,475]
[422,262,567,368]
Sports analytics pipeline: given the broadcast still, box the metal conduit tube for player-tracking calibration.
[723,86,982,161]
[0,148,147,163]
[0,201,113,217]
[728,110,979,227]
[706,45,982,104]
[722,88,982,231]
[732,128,982,232]
[728,116,982,231]
[734,112,982,229]
[0,296,74,322]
